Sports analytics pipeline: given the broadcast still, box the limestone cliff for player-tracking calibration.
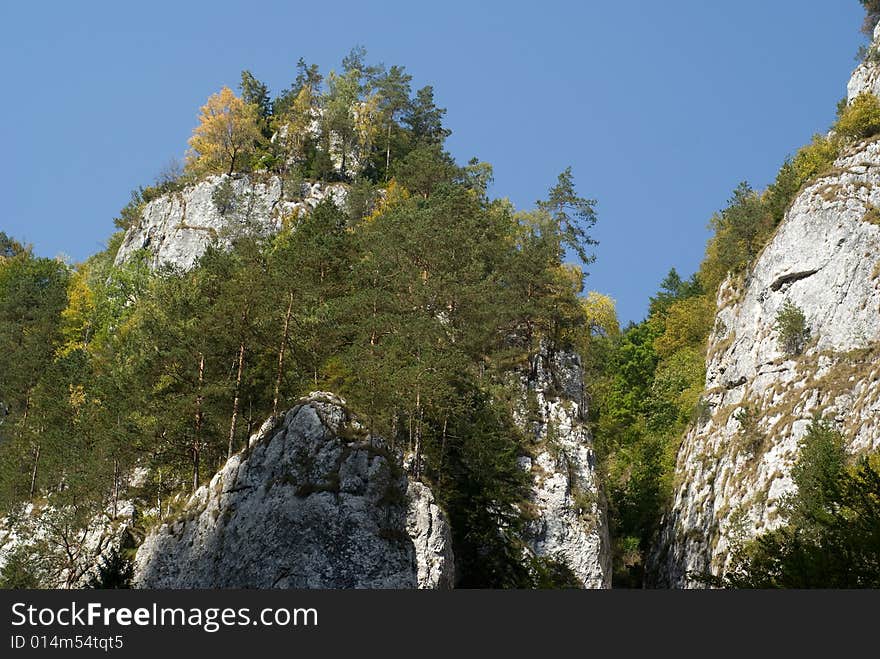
[0,498,137,588]
[848,23,880,103]
[133,393,454,589]
[114,174,347,271]
[516,344,612,588]
[652,42,880,586]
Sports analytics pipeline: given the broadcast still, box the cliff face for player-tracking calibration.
[114,174,347,271]
[652,48,880,587]
[848,23,880,102]
[0,498,137,588]
[133,393,454,589]
[516,344,612,588]
[82,164,613,588]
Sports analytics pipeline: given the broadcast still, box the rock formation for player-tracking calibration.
[848,22,880,102]
[0,500,136,588]
[114,174,347,271]
[652,41,880,586]
[516,344,612,588]
[133,393,454,589]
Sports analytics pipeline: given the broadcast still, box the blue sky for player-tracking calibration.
[0,1,867,323]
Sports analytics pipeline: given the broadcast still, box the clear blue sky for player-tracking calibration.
[0,1,867,323]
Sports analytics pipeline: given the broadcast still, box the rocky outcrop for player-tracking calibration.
[133,393,454,589]
[515,344,612,588]
[0,500,136,588]
[114,174,347,271]
[848,23,880,103]
[652,113,880,585]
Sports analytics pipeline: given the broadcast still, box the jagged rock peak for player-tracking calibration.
[515,342,612,589]
[133,392,454,589]
[114,174,347,271]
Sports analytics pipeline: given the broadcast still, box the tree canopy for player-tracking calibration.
[186,86,264,175]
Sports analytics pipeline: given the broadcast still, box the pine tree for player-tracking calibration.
[405,86,451,145]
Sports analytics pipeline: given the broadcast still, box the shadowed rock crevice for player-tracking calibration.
[769,269,820,292]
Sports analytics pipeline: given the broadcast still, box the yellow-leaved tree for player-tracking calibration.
[582,291,619,338]
[187,86,263,176]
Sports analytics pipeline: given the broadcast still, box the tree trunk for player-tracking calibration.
[385,122,392,179]
[18,392,31,440]
[29,443,40,498]
[273,292,294,416]
[228,147,237,176]
[194,352,204,492]
[112,458,119,519]
[227,341,246,458]
[439,415,448,475]
[390,412,398,451]
[340,137,347,179]
[413,387,423,481]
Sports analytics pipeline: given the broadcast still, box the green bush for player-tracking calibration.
[834,93,880,142]
[86,549,134,589]
[774,299,810,356]
[713,416,880,588]
[211,178,236,215]
[733,406,766,457]
[0,547,41,589]
[791,135,839,186]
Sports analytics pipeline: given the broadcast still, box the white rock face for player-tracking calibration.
[114,174,347,271]
[133,393,454,589]
[516,345,612,588]
[847,22,880,102]
[652,138,880,587]
[0,500,135,588]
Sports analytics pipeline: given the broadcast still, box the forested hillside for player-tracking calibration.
[4,2,880,591]
[0,49,605,588]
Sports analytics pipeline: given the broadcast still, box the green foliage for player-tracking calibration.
[705,182,773,285]
[861,0,880,37]
[528,556,582,589]
[536,167,598,268]
[427,392,537,588]
[174,49,458,185]
[211,177,236,215]
[774,299,810,356]
[647,268,701,318]
[272,58,323,117]
[733,405,766,457]
[714,417,880,588]
[587,28,880,588]
[391,143,458,198]
[239,70,271,119]
[0,546,41,589]
[0,84,599,588]
[587,265,710,586]
[791,135,838,183]
[114,188,146,230]
[0,232,24,259]
[86,548,133,589]
[0,251,70,504]
[761,134,838,230]
[405,86,451,146]
[834,92,880,142]
[344,178,379,222]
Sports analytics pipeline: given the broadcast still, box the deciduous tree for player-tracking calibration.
[186,87,264,176]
